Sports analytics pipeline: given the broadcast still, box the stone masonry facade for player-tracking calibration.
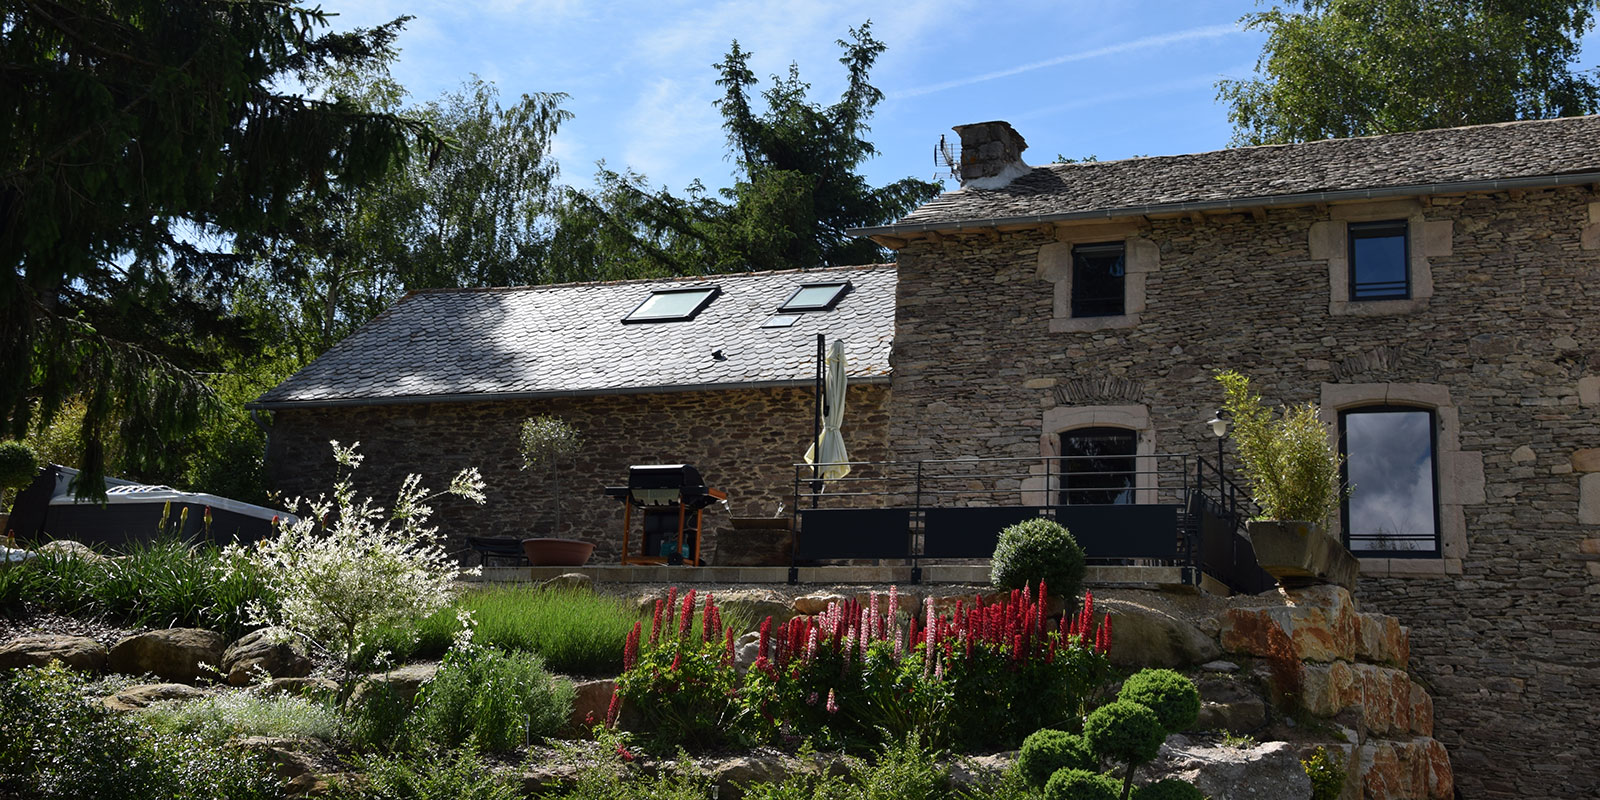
[884,187,1600,799]
[265,384,891,566]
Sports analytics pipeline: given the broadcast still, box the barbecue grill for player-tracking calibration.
[603,464,727,565]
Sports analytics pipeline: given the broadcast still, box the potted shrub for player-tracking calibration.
[1215,370,1357,588]
[518,415,592,566]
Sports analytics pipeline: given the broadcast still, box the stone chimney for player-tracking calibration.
[952,121,1029,188]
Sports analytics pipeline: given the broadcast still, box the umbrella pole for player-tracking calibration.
[812,333,824,508]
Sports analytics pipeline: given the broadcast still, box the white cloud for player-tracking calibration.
[621,78,727,187]
[894,22,1244,98]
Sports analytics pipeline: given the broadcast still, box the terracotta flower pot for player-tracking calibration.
[521,537,595,567]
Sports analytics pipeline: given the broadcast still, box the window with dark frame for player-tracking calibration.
[1058,427,1138,505]
[1339,406,1440,557]
[1071,242,1126,317]
[779,281,851,312]
[623,286,719,323]
[1348,220,1409,300]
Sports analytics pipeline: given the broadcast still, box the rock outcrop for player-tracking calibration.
[221,627,313,686]
[108,628,227,683]
[0,634,108,673]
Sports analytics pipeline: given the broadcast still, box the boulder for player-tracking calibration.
[948,752,1017,791]
[349,662,438,707]
[1301,662,1418,736]
[0,634,108,673]
[735,631,762,671]
[711,753,796,799]
[1192,678,1269,734]
[566,679,615,734]
[1221,586,1360,663]
[102,682,209,712]
[1101,598,1221,668]
[1357,737,1453,800]
[520,761,593,795]
[36,539,111,564]
[108,628,227,683]
[1136,735,1313,800]
[792,592,850,616]
[221,627,313,686]
[535,573,594,593]
[713,589,794,626]
[1355,613,1409,667]
[1247,520,1360,591]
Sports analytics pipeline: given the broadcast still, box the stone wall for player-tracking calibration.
[264,384,891,565]
[886,187,1600,799]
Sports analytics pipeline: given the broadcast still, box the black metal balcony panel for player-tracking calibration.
[796,508,912,560]
[1053,504,1183,560]
[922,506,1050,558]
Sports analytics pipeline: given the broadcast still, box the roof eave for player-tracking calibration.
[848,171,1600,238]
[246,374,894,411]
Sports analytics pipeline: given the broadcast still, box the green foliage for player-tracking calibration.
[139,692,341,742]
[990,518,1087,598]
[408,646,574,752]
[361,585,644,676]
[0,537,275,638]
[1219,729,1259,749]
[1084,701,1167,766]
[728,735,949,800]
[0,440,38,497]
[1216,370,1345,525]
[331,747,520,800]
[941,637,1109,751]
[0,664,284,800]
[1018,729,1097,789]
[2,1,439,499]
[1217,0,1600,145]
[1044,768,1121,800]
[1118,669,1201,734]
[344,680,415,752]
[1303,746,1346,800]
[1132,778,1204,800]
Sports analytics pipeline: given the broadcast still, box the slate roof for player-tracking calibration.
[251,265,895,408]
[864,115,1600,233]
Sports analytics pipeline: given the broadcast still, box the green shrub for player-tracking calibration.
[1017,729,1097,789]
[0,663,284,800]
[1216,369,1345,525]
[1303,746,1346,800]
[1043,768,1120,800]
[851,732,949,800]
[0,439,38,502]
[331,747,519,800]
[1084,700,1167,766]
[139,692,340,742]
[1118,669,1201,733]
[344,679,415,752]
[990,518,1086,598]
[1133,778,1204,800]
[408,646,574,752]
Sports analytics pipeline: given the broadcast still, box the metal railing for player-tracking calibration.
[789,453,1272,593]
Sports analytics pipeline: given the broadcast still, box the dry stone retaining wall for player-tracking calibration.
[886,187,1600,799]
[265,385,892,565]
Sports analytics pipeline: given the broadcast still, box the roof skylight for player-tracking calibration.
[779,281,851,312]
[624,286,720,323]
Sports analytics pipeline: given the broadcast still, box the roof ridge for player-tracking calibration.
[404,263,897,297]
[1032,114,1600,177]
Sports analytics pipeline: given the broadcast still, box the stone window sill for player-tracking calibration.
[1358,557,1461,578]
[1050,313,1140,333]
[1330,297,1429,317]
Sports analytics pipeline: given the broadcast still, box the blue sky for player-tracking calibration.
[314,1,1595,197]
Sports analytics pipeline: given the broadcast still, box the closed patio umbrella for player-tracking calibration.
[804,339,851,485]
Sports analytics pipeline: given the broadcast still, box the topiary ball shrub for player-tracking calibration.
[0,440,38,493]
[1118,668,1201,733]
[990,517,1086,597]
[1133,778,1204,800]
[1043,768,1120,800]
[1084,700,1167,766]
[1018,728,1097,789]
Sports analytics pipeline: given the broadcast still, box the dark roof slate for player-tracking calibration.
[252,265,895,408]
[884,115,1600,230]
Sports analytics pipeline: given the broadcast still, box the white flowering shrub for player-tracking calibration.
[233,441,486,670]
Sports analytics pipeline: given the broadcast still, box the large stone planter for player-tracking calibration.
[1248,520,1360,590]
[521,537,594,567]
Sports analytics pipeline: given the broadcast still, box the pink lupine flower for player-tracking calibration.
[807,691,819,706]
[825,688,839,714]
[869,593,880,640]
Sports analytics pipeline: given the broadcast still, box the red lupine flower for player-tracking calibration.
[724,628,736,665]
[702,594,715,642]
[605,689,621,728]
[1037,581,1048,629]
[616,742,635,762]
[758,616,772,661]
[1097,612,1113,653]
[623,621,641,671]
[671,651,682,671]
[679,589,697,637]
[1012,634,1022,661]
[651,599,665,645]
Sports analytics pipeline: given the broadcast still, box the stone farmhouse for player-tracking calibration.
[255,115,1600,798]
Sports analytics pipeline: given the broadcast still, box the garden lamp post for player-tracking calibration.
[1207,410,1228,475]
